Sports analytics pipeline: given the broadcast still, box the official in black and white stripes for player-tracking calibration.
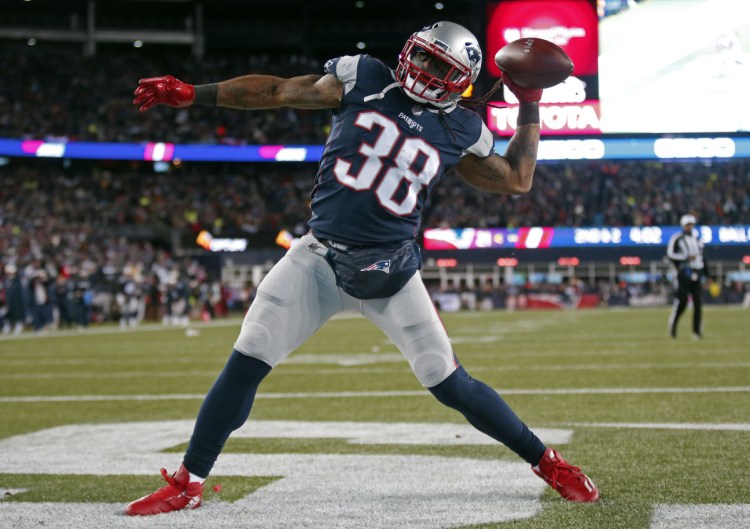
[667,214,710,339]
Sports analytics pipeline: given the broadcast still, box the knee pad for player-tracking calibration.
[404,328,456,387]
[234,320,276,365]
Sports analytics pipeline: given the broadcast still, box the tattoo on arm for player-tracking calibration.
[217,76,284,109]
[461,156,508,189]
[505,126,539,167]
[457,123,539,194]
[217,74,338,110]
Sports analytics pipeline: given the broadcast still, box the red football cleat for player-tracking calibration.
[532,448,600,502]
[125,464,203,516]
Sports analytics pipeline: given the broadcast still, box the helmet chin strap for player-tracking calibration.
[368,70,458,111]
[363,81,402,102]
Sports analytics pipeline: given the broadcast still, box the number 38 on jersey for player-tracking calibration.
[333,111,441,216]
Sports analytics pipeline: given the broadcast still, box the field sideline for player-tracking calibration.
[1,306,749,529]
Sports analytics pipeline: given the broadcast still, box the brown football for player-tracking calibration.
[494,37,574,89]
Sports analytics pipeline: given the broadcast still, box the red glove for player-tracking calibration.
[133,75,195,113]
[501,72,542,104]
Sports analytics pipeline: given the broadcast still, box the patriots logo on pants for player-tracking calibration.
[360,260,391,274]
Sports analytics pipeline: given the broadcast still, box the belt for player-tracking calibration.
[318,238,352,251]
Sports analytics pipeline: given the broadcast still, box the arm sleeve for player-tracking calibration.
[324,55,361,97]
[462,121,495,158]
[666,234,687,262]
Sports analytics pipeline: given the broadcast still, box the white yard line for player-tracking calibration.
[2,359,748,377]
[569,422,750,431]
[0,313,373,342]
[2,386,750,403]
[652,504,750,529]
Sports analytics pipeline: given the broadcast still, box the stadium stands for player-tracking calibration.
[0,47,331,144]
[426,159,750,228]
[2,43,749,334]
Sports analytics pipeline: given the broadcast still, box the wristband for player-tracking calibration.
[517,102,540,126]
[194,83,218,106]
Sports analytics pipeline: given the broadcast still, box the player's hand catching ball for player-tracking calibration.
[133,75,196,112]
[501,72,542,104]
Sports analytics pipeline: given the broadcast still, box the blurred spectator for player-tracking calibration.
[0,47,330,145]
[54,273,75,329]
[427,159,750,229]
[2,264,28,335]
[29,268,54,333]
[73,273,93,329]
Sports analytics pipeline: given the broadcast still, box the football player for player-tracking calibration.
[127,21,599,516]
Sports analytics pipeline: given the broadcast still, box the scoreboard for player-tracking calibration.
[423,225,750,250]
[485,0,750,136]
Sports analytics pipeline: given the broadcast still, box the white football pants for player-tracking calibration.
[234,234,457,387]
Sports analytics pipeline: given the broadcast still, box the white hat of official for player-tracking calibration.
[680,214,697,227]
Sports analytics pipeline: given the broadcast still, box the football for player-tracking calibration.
[494,37,574,89]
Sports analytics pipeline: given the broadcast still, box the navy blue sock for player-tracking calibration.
[183,350,272,477]
[428,365,546,465]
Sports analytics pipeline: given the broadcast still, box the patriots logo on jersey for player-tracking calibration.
[360,259,391,274]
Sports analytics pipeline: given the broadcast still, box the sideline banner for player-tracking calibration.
[423,225,750,250]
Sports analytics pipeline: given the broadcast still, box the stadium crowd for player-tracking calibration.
[1,48,331,145]
[3,156,748,335]
[2,47,749,334]
[2,157,748,257]
[427,159,750,228]
[3,44,748,227]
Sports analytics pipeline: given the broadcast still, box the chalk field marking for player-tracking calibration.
[0,489,27,500]
[570,422,750,432]
[2,385,750,404]
[283,352,406,365]
[0,312,370,343]
[651,504,750,529]
[0,421,572,529]
[1,423,748,529]
[3,360,749,378]
[0,310,576,346]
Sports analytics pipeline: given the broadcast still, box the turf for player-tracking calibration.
[1,306,748,528]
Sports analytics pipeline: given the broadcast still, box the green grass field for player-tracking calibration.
[1,306,749,529]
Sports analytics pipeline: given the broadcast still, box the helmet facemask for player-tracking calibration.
[397,33,474,108]
[396,23,481,108]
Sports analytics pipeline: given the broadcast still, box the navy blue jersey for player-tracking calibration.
[309,55,494,245]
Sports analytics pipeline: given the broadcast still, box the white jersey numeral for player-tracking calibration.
[332,111,441,216]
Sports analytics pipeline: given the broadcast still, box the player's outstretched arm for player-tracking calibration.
[454,73,541,195]
[217,74,342,110]
[133,74,342,112]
